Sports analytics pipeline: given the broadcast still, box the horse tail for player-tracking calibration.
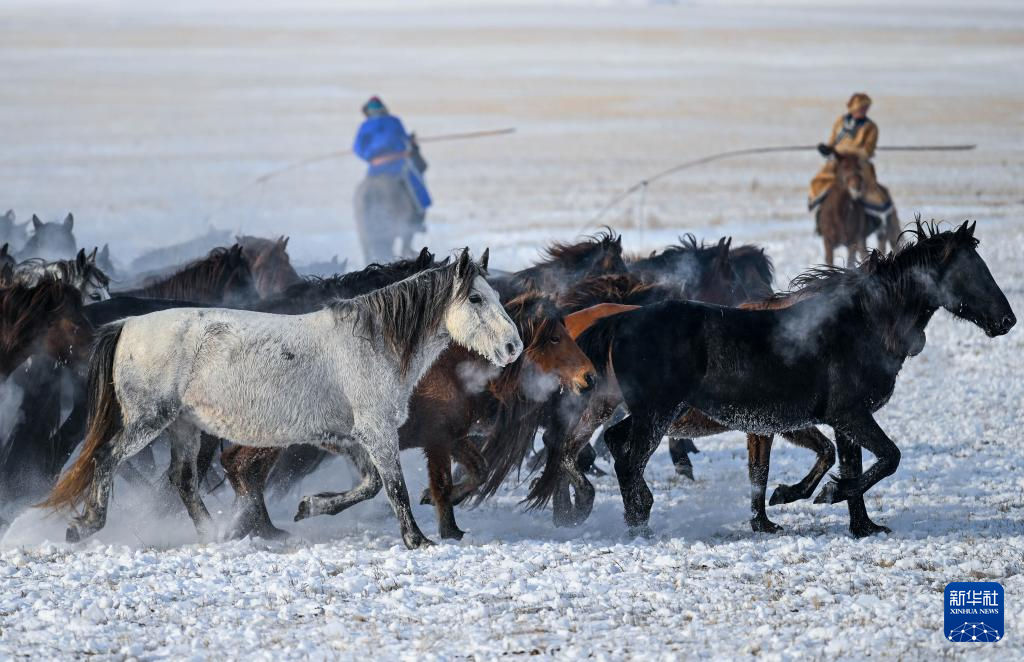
[473,396,544,504]
[523,313,624,509]
[38,322,124,511]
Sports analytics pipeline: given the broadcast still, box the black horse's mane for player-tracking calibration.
[540,228,621,267]
[779,220,980,352]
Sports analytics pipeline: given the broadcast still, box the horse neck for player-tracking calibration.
[855,267,940,357]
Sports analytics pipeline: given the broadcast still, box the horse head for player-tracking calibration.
[75,248,112,302]
[927,220,1016,337]
[499,293,596,397]
[834,153,865,202]
[23,213,77,261]
[445,248,523,368]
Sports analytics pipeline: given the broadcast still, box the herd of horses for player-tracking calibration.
[0,209,1015,548]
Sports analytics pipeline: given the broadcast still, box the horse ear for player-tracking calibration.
[0,243,6,257]
[478,247,490,272]
[615,234,623,248]
[967,220,977,237]
[2,210,12,223]
[63,213,74,231]
[76,248,87,268]
[100,244,110,260]
[88,246,98,262]
[280,236,289,249]
[456,248,471,279]
[563,303,641,341]
[32,214,43,231]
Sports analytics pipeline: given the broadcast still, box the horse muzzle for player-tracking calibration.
[571,372,597,394]
[987,312,1016,337]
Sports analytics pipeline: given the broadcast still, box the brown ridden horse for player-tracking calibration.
[236,235,303,298]
[817,152,871,266]
[113,244,258,305]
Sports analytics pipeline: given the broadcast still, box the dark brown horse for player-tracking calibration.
[236,235,303,298]
[113,245,258,305]
[501,228,628,298]
[0,276,91,377]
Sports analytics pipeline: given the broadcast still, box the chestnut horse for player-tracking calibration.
[816,152,899,266]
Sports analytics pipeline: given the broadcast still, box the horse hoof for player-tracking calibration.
[851,521,891,538]
[255,524,290,541]
[627,524,654,539]
[419,489,433,506]
[65,526,82,543]
[404,533,435,549]
[294,498,312,522]
[769,486,799,506]
[813,481,842,505]
[750,517,784,534]
[674,462,694,480]
[440,527,465,541]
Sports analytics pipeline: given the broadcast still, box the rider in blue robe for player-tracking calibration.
[353,97,432,213]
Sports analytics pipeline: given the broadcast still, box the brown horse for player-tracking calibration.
[817,152,872,266]
[0,276,91,377]
[236,235,303,298]
[226,291,597,540]
[113,244,258,305]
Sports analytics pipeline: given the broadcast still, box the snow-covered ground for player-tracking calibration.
[2,1,1023,659]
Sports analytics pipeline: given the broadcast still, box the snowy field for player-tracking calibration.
[2,0,1024,659]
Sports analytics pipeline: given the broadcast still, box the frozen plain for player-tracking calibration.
[1,1,1023,659]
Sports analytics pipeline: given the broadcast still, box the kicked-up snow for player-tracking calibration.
[1,0,1023,659]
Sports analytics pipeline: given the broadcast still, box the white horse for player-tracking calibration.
[43,249,522,549]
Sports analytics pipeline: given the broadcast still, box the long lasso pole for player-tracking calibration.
[202,127,516,224]
[586,143,976,229]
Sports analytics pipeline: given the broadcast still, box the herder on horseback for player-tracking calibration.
[353,96,432,263]
[809,93,898,241]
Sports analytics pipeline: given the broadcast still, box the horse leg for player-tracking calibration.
[350,426,432,549]
[425,446,464,540]
[552,398,615,527]
[769,427,836,505]
[67,417,172,543]
[222,445,288,540]
[824,238,834,266]
[668,437,697,480]
[606,411,668,537]
[165,419,214,541]
[449,438,486,506]
[747,434,781,533]
[815,416,898,537]
[294,444,382,520]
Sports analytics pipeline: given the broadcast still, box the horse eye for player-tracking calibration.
[469,293,483,304]
[549,335,561,344]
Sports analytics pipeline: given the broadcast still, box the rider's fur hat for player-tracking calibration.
[847,93,872,113]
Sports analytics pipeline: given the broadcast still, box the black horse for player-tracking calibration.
[589,221,1014,537]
